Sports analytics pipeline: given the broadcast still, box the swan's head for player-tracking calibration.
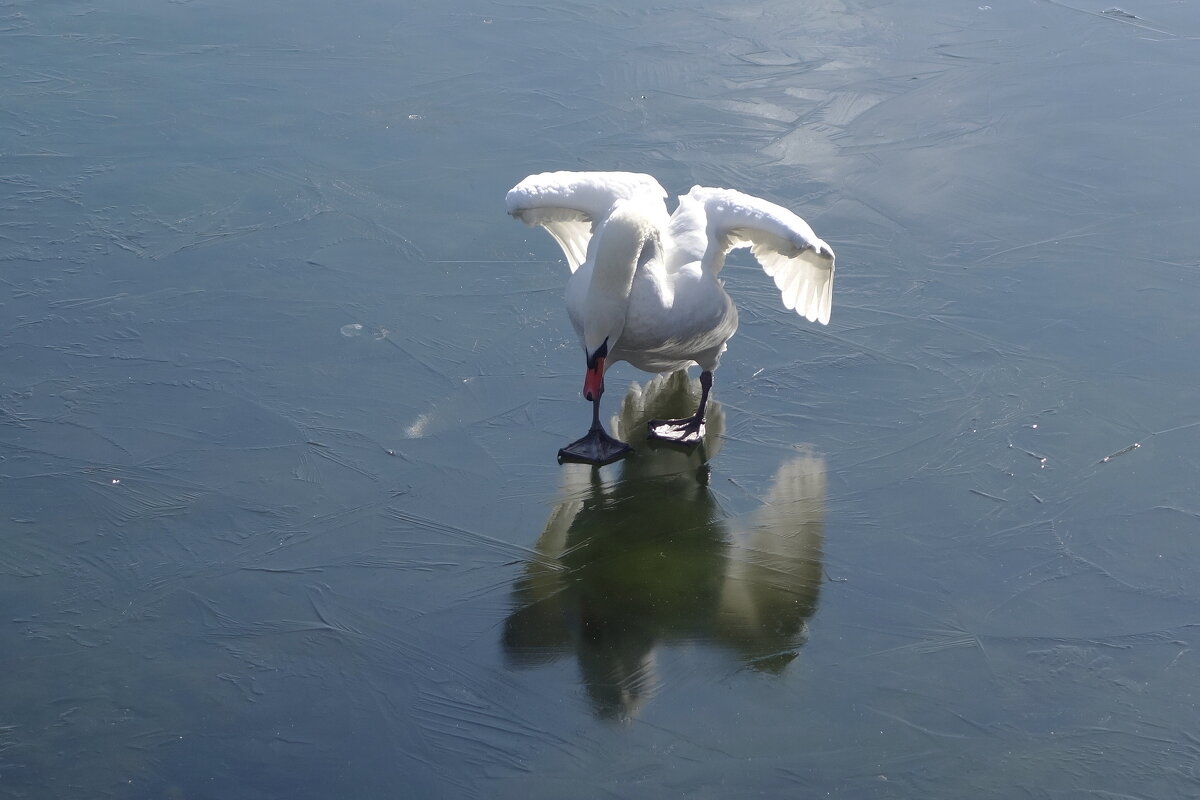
[582,338,608,402]
[580,200,659,401]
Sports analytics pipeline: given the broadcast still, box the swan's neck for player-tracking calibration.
[583,203,656,353]
[591,206,653,299]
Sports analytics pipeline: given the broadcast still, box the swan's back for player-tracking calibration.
[663,190,711,273]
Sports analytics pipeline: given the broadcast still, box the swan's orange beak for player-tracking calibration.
[583,357,605,401]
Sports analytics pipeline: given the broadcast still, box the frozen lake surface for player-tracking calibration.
[3,0,1199,796]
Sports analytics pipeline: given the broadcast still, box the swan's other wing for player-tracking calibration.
[506,171,668,272]
[684,186,836,324]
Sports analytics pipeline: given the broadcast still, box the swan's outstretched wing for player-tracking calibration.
[680,186,836,325]
[506,171,668,272]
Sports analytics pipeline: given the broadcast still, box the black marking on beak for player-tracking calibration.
[586,338,609,370]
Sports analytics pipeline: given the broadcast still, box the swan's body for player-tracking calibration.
[506,171,835,464]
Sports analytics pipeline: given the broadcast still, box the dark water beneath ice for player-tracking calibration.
[3,0,1199,796]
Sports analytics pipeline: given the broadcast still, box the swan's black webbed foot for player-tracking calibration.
[646,369,712,447]
[646,416,705,446]
[558,426,633,465]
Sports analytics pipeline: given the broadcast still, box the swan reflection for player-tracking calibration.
[503,371,825,719]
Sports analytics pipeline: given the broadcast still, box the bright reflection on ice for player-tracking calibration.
[503,372,825,719]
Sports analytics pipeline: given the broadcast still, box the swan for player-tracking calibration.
[506,171,835,465]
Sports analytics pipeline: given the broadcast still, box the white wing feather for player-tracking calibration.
[506,171,668,272]
[683,186,836,325]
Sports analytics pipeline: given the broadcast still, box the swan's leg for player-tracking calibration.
[647,370,712,446]
[558,393,633,465]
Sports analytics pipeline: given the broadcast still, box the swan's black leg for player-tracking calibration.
[558,393,633,465]
[647,370,712,446]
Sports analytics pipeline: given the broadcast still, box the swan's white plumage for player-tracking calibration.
[506,170,835,377]
[506,171,668,272]
[683,186,834,325]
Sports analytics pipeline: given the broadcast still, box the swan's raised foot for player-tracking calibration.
[646,416,706,446]
[558,427,633,465]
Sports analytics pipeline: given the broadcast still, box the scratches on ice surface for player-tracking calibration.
[1095,419,1200,464]
[400,376,538,441]
[1098,440,1141,464]
[1042,1,1184,37]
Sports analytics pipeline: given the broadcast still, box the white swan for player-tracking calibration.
[506,171,835,464]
